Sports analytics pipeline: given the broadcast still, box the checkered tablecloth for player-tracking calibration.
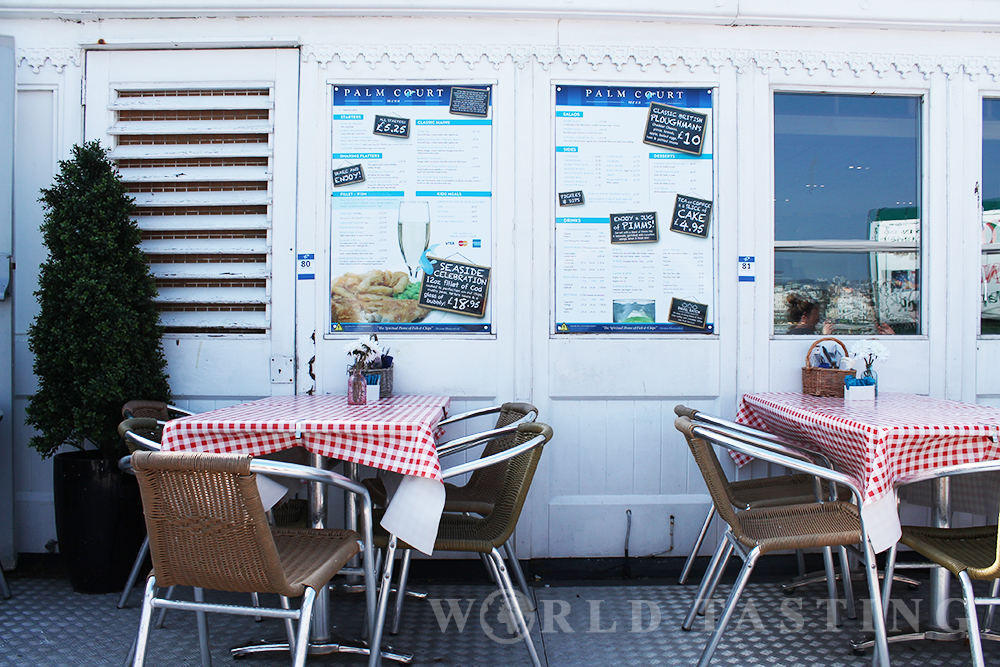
[161,394,451,481]
[736,392,1000,507]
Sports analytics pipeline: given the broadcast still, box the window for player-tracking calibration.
[773,93,921,335]
[982,99,1000,334]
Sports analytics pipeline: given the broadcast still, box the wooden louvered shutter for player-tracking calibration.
[85,48,298,396]
[110,87,272,334]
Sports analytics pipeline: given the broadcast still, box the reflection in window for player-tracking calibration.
[774,93,921,335]
[982,99,1000,334]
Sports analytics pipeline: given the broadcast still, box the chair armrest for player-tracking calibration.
[442,423,552,480]
[119,418,162,451]
[438,405,503,428]
[680,417,864,505]
[436,423,521,458]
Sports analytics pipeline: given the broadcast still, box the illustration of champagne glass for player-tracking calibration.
[397,200,431,277]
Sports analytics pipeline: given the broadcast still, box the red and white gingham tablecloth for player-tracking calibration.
[161,394,451,481]
[736,392,1000,551]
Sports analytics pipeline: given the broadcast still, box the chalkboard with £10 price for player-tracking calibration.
[418,257,491,317]
[670,195,712,238]
[373,115,410,138]
[610,212,658,244]
[643,103,707,156]
[667,298,709,329]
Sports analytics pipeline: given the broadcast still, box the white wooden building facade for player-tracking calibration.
[1,1,999,567]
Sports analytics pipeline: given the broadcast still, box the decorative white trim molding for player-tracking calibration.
[303,44,1000,81]
[17,48,81,73]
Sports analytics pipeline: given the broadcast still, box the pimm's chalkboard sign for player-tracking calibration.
[610,212,658,244]
[643,103,707,156]
[667,298,709,329]
[559,190,585,206]
[449,87,491,117]
[373,115,410,138]
[418,257,490,317]
[332,164,365,187]
[670,195,712,237]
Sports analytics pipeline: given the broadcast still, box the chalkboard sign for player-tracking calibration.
[373,115,410,138]
[610,212,658,244]
[559,190,585,206]
[332,164,365,187]
[418,257,490,318]
[670,195,712,237]
[643,103,707,156]
[449,87,491,117]
[667,298,709,329]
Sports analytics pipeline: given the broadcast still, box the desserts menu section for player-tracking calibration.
[330,84,494,334]
[554,85,715,333]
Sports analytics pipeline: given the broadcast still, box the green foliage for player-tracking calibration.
[25,141,171,460]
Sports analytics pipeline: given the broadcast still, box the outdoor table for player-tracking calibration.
[737,391,1000,636]
[160,393,450,660]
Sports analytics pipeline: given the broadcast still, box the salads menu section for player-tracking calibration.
[555,85,716,333]
[329,84,494,334]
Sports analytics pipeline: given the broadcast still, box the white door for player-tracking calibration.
[84,48,299,404]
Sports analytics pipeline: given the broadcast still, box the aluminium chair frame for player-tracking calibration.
[677,418,890,667]
[377,423,551,667]
[880,458,1000,667]
[117,419,165,610]
[674,405,859,624]
[379,402,538,633]
[129,454,381,667]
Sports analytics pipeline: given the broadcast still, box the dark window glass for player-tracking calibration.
[774,93,921,335]
[982,98,1000,334]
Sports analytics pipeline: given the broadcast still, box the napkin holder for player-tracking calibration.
[844,374,876,401]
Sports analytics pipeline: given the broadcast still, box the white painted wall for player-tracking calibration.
[4,5,1000,559]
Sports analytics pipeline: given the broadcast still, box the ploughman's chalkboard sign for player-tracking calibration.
[668,298,709,329]
[449,87,491,117]
[373,115,410,138]
[559,191,585,206]
[418,257,491,318]
[643,103,707,156]
[332,164,365,187]
[610,212,658,244]
[670,195,712,237]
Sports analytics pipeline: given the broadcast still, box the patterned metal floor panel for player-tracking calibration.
[1,572,999,666]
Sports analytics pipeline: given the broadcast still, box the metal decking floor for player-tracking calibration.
[0,570,998,666]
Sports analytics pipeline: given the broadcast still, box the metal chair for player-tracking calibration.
[881,460,1000,667]
[673,405,858,624]
[674,417,890,667]
[117,418,165,610]
[127,450,381,667]
[375,422,552,667]
[364,401,538,632]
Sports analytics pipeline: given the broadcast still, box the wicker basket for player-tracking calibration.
[348,366,393,398]
[801,337,854,398]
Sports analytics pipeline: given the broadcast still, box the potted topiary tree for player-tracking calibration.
[25,140,172,593]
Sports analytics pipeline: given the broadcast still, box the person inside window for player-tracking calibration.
[785,294,833,335]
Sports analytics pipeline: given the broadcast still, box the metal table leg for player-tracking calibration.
[852,477,966,654]
[230,453,411,664]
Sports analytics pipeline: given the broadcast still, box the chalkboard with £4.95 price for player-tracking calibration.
[670,195,712,238]
[643,103,707,156]
[418,257,491,318]
[373,115,410,138]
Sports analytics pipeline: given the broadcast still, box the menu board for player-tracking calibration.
[554,85,715,333]
[330,84,494,334]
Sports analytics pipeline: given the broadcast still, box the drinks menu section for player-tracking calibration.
[554,85,715,333]
[330,84,494,334]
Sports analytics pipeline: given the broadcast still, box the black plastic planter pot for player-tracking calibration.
[52,450,147,594]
